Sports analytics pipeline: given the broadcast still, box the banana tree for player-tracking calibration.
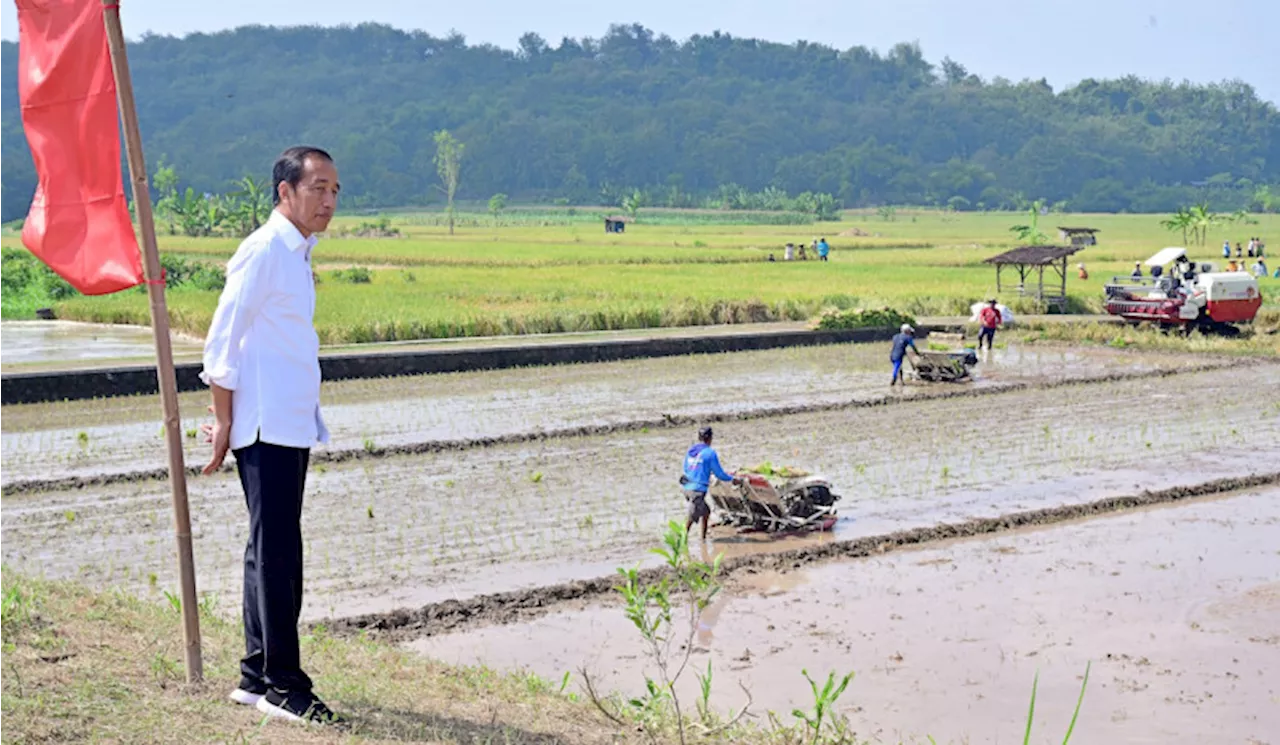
[621,189,646,221]
[1009,199,1049,244]
[1159,207,1192,244]
[1187,203,1220,246]
[229,175,270,237]
[162,187,212,237]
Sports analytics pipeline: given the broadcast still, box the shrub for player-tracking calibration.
[811,306,916,330]
[331,266,373,284]
[157,254,226,291]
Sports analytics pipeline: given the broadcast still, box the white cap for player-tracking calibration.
[901,323,914,333]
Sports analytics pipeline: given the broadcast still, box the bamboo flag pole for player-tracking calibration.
[101,0,204,683]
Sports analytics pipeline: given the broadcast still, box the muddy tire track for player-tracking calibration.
[319,471,1280,643]
[1,358,1263,496]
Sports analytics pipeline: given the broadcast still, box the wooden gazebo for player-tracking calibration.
[1056,227,1099,247]
[984,245,1084,312]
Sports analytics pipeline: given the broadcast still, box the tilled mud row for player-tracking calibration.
[322,471,1280,642]
[1,357,1256,495]
[5,365,1276,622]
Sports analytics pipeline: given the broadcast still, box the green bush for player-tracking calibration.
[812,306,916,330]
[330,266,373,284]
[1,247,79,317]
[156,254,226,292]
[1,247,38,295]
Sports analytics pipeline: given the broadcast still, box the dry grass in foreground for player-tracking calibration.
[3,571,896,745]
[0,571,626,745]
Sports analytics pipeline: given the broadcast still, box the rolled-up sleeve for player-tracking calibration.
[200,242,274,391]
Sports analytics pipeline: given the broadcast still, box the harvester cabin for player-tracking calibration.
[1056,227,1099,248]
[984,245,1084,313]
[604,216,630,233]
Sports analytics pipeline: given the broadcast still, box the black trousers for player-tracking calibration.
[234,440,312,694]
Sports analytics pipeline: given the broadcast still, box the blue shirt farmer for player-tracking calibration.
[890,332,917,362]
[682,442,736,493]
[817,239,829,257]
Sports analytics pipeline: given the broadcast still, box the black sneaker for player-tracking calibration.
[255,689,347,726]
[229,676,268,706]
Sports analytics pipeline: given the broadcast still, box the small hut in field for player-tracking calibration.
[984,245,1085,312]
[1056,227,1099,248]
[604,216,630,233]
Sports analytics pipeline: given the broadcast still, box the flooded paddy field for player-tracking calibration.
[3,358,1277,624]
[415,487,1280,744]
[0,341,1245,486]
[0,320,204,367]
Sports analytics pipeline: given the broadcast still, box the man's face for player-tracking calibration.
[280,156,340,235]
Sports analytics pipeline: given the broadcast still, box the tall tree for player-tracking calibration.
[433,130,465,236]
[1,25,1276,220]
[488,192,508,220]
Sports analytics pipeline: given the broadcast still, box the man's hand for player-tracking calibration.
[201,403,231,475]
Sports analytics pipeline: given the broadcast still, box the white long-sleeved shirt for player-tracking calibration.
[200,209,329,451]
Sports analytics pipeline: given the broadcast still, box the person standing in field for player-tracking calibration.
[201,146,344,726]
[1222,240,1231,259]
[889,323,917,386]
[817,237,830,262]
[680,427,740,541]
[978,299,1002,350]
[784,242,795,261]
[1077,262,1088,280]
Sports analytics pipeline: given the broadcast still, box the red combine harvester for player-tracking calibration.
[1104,247,1262,334]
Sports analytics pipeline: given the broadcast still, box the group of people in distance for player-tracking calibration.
[769,237,830,262]
[1224,237,1267,260]
[1222,238,1274,277]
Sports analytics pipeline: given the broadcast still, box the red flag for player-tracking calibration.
[15,0,143,295]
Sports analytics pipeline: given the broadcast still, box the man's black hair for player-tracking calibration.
[699,426,713,441]
[272,146,333,205]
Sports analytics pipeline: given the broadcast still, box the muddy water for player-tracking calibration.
[0,342,1241,485]
[413,488,1280,745]
[0,320,203,365]
[4,366,1278,624]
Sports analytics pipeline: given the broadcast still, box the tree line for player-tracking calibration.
[2,22,1278,222]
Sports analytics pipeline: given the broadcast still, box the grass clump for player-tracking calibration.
[812,306,915,331]
[330,266,373,284]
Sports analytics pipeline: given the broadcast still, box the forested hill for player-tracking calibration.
[3,23,1278,221]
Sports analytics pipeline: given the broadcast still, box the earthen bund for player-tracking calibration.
[0,325,942,405]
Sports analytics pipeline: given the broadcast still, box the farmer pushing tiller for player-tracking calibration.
[680,426,741,541]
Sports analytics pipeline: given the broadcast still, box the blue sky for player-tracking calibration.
[3,0,1276,103]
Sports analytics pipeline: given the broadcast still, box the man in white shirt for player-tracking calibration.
[200,146,342,726]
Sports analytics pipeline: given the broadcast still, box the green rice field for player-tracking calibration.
[3,208,1277,343]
